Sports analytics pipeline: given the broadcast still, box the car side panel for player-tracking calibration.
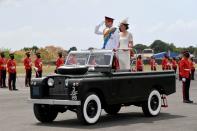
[110,71,176,104]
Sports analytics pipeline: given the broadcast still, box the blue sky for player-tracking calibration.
[0,0,197,50]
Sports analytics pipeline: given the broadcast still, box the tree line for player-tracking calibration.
[134,40,197,55]
[1,40,196,63]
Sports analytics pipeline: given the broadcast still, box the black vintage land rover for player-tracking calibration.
[29,49,176,125]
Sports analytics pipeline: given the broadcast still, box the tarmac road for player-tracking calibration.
[0,75,197,131]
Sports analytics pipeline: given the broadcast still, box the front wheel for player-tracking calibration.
[77,92,102,125]
[142,90,161,117]
[33,104,58,123]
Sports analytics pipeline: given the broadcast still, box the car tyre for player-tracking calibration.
[33,104,58,123]
[77,92,102,125]
[142,89,161,117]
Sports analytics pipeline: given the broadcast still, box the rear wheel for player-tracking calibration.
[142,90,161,117]
[104,104,121,115]
[33,104,58,123]
[77,92,102,125]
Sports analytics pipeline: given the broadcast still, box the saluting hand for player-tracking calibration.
[99,21,105,26]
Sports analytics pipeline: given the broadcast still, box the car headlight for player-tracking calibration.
[65,79,69,87]
[47,78,54,87]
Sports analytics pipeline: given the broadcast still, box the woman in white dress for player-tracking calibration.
[118,18,133,70]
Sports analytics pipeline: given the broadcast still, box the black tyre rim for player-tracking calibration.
[150,95,159,111]
[86,100,98,118]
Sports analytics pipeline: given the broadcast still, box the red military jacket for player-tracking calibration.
[56,58,64,69]
[136,59,143,71]
[166,61,172,70]
[112,55,120,70]
[172,60,177,68]
[7,59,16,73]
[34,58,42,71]
[180,58,191,79]
[161,58,168,70]
[0,57,7,70]
[150,59,156,69]
[24,57,32,70]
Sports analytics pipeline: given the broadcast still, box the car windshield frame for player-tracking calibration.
[65,50,114,67]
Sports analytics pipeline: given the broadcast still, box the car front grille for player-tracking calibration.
[49,77,69,99]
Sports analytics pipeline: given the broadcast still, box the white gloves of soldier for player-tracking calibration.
[95,21,105,35]
[182,78,186,82]
[33,67,38,72]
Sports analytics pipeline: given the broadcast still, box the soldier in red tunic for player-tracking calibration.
[55,52,64,73]
[161,54,168,70]
[180,51,193,103]
[150,56,157,71]
[166,57,172,70]
[7,52,17,91]
[0,52,7,88]
[136,55,143,71]
[34,52,42,78]
[172,57,178,73]
[23,52,32,87]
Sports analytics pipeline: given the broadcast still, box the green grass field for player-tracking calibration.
[16,64,196,75]
[17,65,56,76]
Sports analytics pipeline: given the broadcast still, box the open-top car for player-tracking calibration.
[29,49,176,125]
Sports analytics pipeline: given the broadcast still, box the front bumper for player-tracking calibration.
[28,99,81,105]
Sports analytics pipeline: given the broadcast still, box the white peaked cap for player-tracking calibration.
[120,17,129,25]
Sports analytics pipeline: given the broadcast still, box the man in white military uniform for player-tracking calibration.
[95,16,119,49]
